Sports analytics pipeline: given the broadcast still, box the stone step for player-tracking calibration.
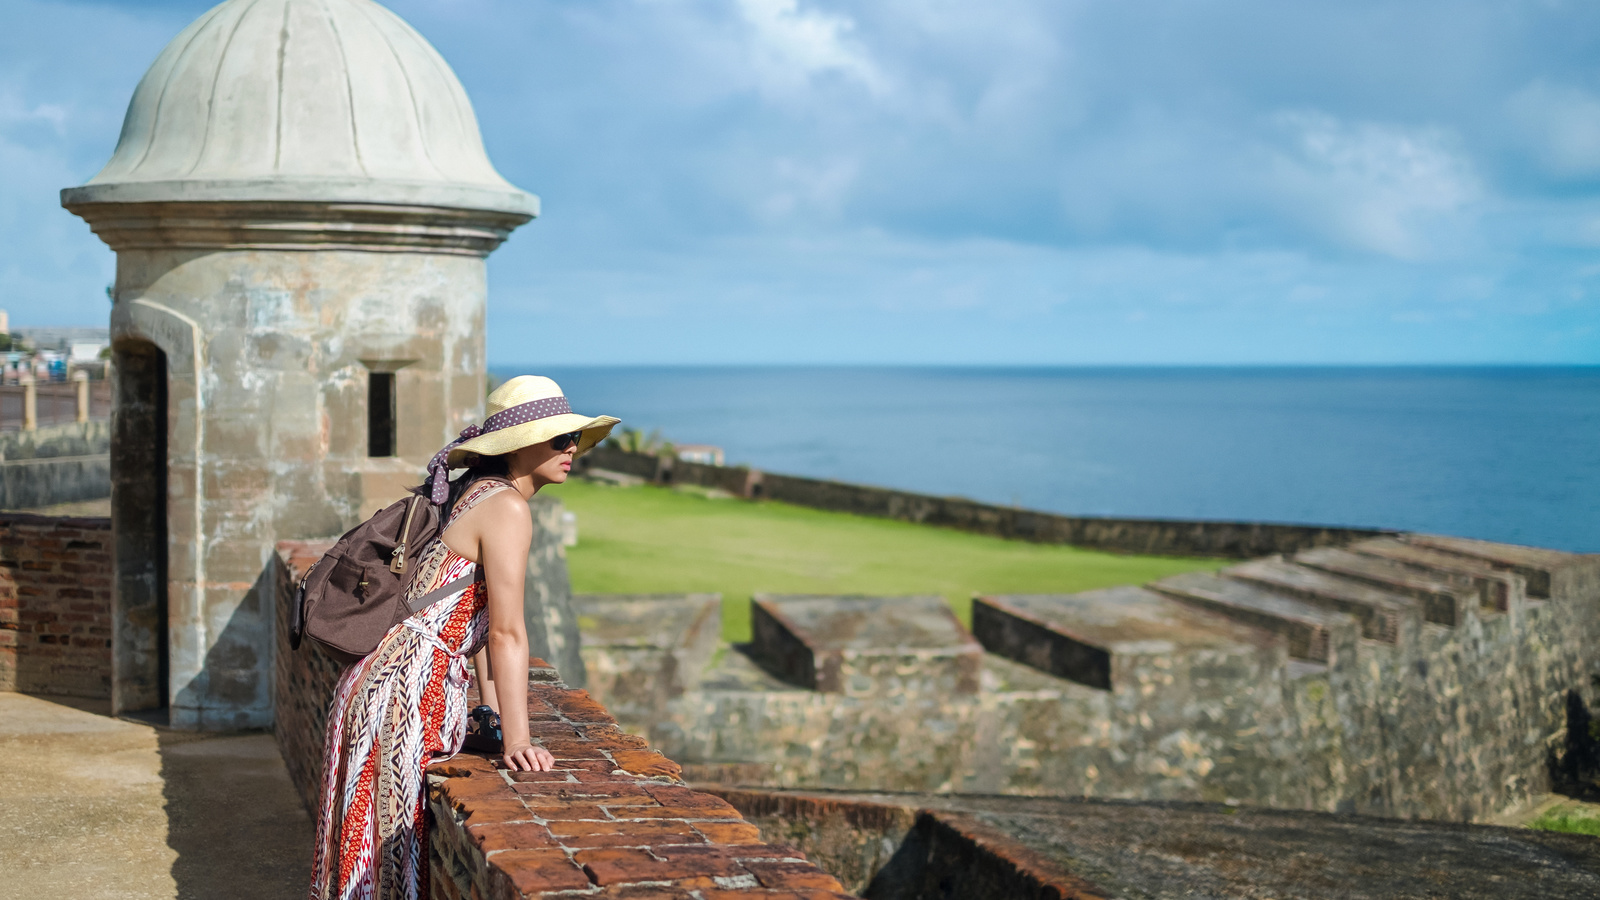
[971,586,1277,691]
[1402,534,1586,600]
[1149,572,1352,664]
[575,593,723,652]
[1293,547,1476,626]
[573,594,723,717]
[1222,558,1418,639]
[1344,538,1517,612]
[749,594,983,695]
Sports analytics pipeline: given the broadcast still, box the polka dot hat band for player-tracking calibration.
[424,376,619,504]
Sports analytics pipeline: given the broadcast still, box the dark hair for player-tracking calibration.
[446,453,511,510]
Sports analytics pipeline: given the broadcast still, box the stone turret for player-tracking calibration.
[62,0,535,728]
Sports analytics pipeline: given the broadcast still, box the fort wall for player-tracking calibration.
[0,421,111,511]
[581,535,1600,822]
[579,446,1389,559]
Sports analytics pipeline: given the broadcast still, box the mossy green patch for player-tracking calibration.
[1529,802,1600,837]
[546,479,1224,642]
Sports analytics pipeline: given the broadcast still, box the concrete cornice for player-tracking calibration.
[62,198,534,257]
[62,177,537,218]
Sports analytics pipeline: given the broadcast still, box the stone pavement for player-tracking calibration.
[0,692,312,899]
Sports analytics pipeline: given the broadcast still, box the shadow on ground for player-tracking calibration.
[157,726,313,899]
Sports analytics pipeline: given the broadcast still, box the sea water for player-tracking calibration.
[503,366,1600,553]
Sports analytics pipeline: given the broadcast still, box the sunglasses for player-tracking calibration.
[550,431,584,452]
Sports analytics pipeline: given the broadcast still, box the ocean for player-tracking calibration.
[499,366,1600,553]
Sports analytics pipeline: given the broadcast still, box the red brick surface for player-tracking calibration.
[427,674,857,900]
[0,513,112,698]
[273,539,343,813]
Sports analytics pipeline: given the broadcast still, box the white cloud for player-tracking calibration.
[0,91,68,133]
[732,0,883,95]
[1270,112,1481,259]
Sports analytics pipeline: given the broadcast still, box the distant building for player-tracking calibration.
[14,327,109,353]
[675,444,726,466]
[69,342,105,363]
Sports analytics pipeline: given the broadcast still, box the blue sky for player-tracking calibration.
[3,0,1599,364]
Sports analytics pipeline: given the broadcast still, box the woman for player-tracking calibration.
[310,375,618,900]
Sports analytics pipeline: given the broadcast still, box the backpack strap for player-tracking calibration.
[406,572,478,616]
[404,478,517,619]
[447,477,517,526]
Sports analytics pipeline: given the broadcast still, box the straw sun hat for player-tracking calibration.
[425,375,619,503]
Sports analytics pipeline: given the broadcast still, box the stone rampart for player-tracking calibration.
[0,513,113,698]
[579,447,1388,558]
[0,421,113,511]
[0,420,111,461]
[0,455,111,511]
[581,535,1600,822]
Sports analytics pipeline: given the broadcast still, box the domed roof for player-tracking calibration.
[65,0,535,216]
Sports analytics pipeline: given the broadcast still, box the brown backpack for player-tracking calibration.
[289,477,510,665]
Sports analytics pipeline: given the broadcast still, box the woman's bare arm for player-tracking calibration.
[447,488,554,772]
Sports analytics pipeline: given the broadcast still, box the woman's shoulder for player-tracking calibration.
[458,482,532,529]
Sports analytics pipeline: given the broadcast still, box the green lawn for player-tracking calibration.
[545,479,1223,642]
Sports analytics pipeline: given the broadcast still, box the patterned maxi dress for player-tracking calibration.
[309,480,512,900]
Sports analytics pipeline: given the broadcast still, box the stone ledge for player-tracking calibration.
[428,677,857,899]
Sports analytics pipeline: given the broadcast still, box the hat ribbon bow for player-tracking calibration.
[426,425,481,505]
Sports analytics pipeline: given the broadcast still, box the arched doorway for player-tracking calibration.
[112,339,167,714]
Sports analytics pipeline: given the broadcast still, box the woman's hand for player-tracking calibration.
[503,740,555,772]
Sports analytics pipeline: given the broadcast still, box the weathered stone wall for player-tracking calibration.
[107,246,497,730]
[0,420,111,460]
[526,494,585,689]
[583,537,1600,823]
[0,513,113,698]
[0,421,112,511]
[579,447,1389,559]
[0,456,111,511]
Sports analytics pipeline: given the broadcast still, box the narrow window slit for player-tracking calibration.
[369,372,396,457]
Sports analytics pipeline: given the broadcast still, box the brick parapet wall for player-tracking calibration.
[0,513,112,698]
[273,540,854,898]
[272,539,343,813]
[428,680,855,899]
